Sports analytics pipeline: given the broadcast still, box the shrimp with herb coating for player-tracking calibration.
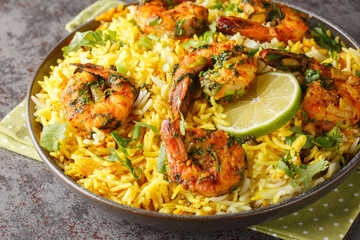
[60,63,138,134]
[170,41,257,120]
[160,119,247,197]
[216,0,309,42]
[258,49,360,131]
[135,0,209,38]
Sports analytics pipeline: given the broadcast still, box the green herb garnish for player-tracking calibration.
[62,30,121,55]
[304,69,321,84]
[40,122,68,152]
[109,131,142,180]
[148,16,162,26]
[157,144,167,174]
[311,23,341,52]
[277,155,328,187]
[138,36,153,49]
[174,19,186,37]
[133,121,159,136]
[116,62,127,74]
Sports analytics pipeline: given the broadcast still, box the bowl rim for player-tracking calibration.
[26,1,360,224]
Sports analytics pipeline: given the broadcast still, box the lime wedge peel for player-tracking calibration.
[216,72,302,138]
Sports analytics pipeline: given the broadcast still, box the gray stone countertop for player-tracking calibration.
[0,0,359,239]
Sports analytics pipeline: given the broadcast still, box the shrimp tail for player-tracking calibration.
[216,16,270,42]
[160,119,188,163]
[258,49,309,71]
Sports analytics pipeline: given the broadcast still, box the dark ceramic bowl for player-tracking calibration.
[26,2,360,232]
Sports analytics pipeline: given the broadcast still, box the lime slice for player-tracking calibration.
[216,72,302,137]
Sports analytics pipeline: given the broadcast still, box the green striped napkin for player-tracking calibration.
[1,1,358,239]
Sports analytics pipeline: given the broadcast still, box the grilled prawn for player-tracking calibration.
[170,41,257,120]
[160,119,247,197]
[135,0,209,38]
[216,0,309,42]
[60,63,138,133]
[258,49,360,131]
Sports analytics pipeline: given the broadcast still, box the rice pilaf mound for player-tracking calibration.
[32,1,360,215]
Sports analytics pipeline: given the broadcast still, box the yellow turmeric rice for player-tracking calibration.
[31,0,360,215]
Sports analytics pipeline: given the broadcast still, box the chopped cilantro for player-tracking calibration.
[277,156,328,187]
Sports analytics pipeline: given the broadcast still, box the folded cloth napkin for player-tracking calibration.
[1,1,359,239]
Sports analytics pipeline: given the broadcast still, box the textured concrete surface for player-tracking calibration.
[0,0,359,239]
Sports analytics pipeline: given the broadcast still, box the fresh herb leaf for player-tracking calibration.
[133,121,159,136]
[164,0,172,7]
[157,144,167,174]
[109,148,142,180]
[277,155,328,187]
[62,30,119,55]
[211,150,221,173]
[266,53,282,60]
[304,69,321,84]
[116,62,127,74]
[138,36,152,49]
[184,57,208,69]
[311,23,341,52]
[148,16,162,26]
[356,70,360,78]
[147,33,160,42]
[132,124,141,140]
[111,131,132,151]
[225,3,240,12]
[181,22,217,52]
[313,136,332,148]
[174,19,186,37]
[248,47,260,57]
[326,126,343,146]
[40,122,68,152]
[303,135,314,149]
[211,0,224,9]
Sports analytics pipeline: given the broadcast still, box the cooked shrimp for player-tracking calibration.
[135,0,209,38]
[60,63,138,133]
[160,119,247,197]
[170,41,257,120]
[258,49,360,130]
[216,0,309,42]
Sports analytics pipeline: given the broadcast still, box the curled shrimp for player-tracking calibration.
[60,63,138,134]
[258,49,360,131]
[135,0,209,38]
[216,0,309,42]
[160,119,247,197]
[170,41,257,120]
